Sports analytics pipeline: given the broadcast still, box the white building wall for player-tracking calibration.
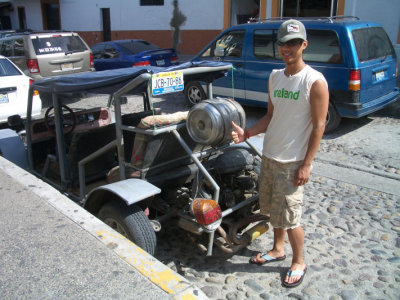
[7,0,43,30]
[344,0,400,44]
[59,0,224,31]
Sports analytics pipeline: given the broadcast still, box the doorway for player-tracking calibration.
[17,7,27,29]
[101,8,111,42]
[230,0,260,26]
[41,0,60,30]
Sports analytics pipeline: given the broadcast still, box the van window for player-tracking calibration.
[31,35,87,55]
[303,30,343,64]
[253,29,279,59]
[201,30,245,58]
[352,27,395,62]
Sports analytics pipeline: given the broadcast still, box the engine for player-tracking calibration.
[191,148,260,215]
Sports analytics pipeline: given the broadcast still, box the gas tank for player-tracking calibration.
[186,98,246,146]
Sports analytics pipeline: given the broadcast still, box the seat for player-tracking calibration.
[67,124,117,185]
[130,111,206,177]
[121,110,159,162]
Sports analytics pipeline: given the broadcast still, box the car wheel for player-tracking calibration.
[325,102,341,134]
[98,201,156,255]
[185,81,206,106]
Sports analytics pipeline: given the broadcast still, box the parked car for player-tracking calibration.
[91,39,178,71]
[0,55,41,125]
[185,17,399,133]
[0,61,269,256]
[0,31,94,81]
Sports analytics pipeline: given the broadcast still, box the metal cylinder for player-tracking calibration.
[186,98,246,146]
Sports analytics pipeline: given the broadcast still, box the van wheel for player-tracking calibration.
[98,201,156,255]
[325,102,341,134]
[185,81,206,106]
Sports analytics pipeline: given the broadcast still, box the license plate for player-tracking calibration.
[156,59,165,66]
[61,63,73,71]
[152,71,184,96]
[375,70,384,81]
[0,93,9,104]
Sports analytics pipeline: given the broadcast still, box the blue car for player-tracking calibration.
[91,39,178,71]
[185,17,399,133]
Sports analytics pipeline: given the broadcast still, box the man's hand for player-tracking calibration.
[294,164,311,186]
[231,121,245,144]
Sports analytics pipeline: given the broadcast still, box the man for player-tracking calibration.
[231,19,329,288]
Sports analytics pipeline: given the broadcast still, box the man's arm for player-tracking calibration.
[294,79,329,186]
[232,85,274,144]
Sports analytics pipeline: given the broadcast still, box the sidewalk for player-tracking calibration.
[0,156,207,300]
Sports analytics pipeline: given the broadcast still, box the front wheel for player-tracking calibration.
[184,81,206,106]
[325,102,341,134]
[98,201,156,255]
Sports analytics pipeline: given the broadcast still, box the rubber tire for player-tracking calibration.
[325,102,341,134]
[184,81,206,106]
[98,201,156,255]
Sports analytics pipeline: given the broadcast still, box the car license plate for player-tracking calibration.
[375,70,384,81]
[0,93,9,104]
[61,63,73,71]
[156,59,165,66]
[152,71,184,96]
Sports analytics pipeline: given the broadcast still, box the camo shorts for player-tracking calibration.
[259,156,304,229]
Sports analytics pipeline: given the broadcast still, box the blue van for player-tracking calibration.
[185,17,399,133]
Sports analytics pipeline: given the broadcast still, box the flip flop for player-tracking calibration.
[283,267,307,288]
[249,252,286,265]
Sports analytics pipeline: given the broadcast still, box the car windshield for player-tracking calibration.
[0,59,21,76]
[352,27,395,62]
[118,40,159,54]
[31,35,87,55]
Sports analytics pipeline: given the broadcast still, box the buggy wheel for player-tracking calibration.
[325,102,341,134]
[98,201,156,255]
[185,81,206,106]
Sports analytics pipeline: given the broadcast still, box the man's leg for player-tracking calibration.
[285,226,306,284]
[270,227,286,256]
[251,227,286,263]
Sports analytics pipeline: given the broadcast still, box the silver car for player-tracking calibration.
[0,31,94,81]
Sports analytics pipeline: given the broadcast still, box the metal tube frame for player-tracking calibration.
[78,140,117,200]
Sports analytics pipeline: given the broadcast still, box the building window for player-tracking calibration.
[140,0,164,6]
[283,0,336,17]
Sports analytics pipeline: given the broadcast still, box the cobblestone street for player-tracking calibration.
[152,97,400,299]
[156,166,399,300]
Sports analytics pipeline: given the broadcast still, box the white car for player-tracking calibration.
[0,55,42,124]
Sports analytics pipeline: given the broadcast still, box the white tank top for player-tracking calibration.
[262,65,327,162]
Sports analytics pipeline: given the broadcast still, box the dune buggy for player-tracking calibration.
[0,61,269,256]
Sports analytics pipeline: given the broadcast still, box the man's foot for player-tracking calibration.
[249,251,286,265]
[283,264,307,288]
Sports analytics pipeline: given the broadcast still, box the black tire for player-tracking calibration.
[98,201,156,255]
[184,81,206,106]
[325,102,341,134]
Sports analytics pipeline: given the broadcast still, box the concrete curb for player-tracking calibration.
[0,156,208,300]
[314,157,400,181]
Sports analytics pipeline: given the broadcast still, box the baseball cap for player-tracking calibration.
[278,19,307,43]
